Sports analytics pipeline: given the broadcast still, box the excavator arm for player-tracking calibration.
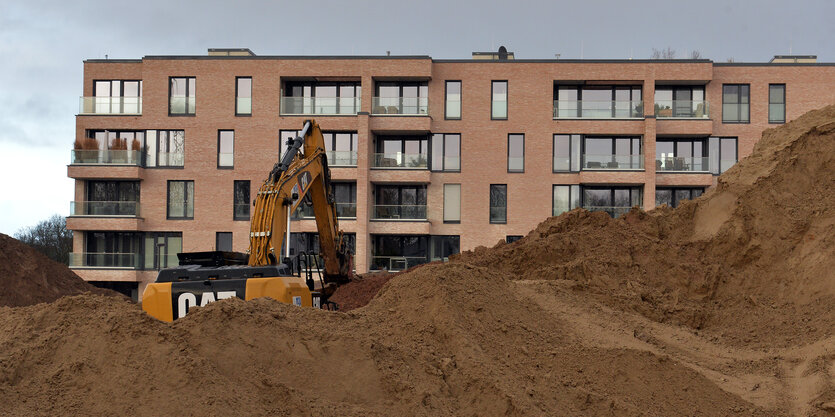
[248,120,353,292]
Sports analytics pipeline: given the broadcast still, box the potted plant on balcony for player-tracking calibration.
[110,138,127,163]
[128,138,141,164]
[76,138,100,163]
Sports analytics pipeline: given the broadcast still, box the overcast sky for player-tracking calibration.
[0,0,833,235]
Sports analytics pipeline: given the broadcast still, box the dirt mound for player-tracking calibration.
[0,233,115,307]
[457,105,835,347]
[328,272,393,311]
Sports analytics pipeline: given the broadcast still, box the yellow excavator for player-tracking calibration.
[142,120,354,321]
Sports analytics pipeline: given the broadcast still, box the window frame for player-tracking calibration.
[217,130,234,169]
[552,184,581,217]
[491,80,508,120]
[443,183,461,224]
[721,83,750,124]
[768,83,786,124]
[145,129,185,169]
[168,76,196,116]
[166,180,194,220]
[445,80,462,120]
[552,134,581,173]
[507,133,525,173]
[235,76,252,116]
[655,187,705,208]
[431,133,461,172]
[489,184,507,224]
[233,180,251,221]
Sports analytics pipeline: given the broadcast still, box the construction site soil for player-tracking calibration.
[1,106,834,416]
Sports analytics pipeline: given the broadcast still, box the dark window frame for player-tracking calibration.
[506,235,523,244]
[552,134,578,173]
[145,129,186,169]
[233,180,250,221]
[235,76,252,117]
[431,133,461,172]
[168,76,196,116]
[93,79,143,97]
[491,80,508,120]
[580,135,642,171]
[166,180,194,220]
[554,84,642,118]
[721,83,750,124]
[217,130,234,169]
[768,83,786,124]
[374,134,430,170]
[445,80,462,120]
[655,187,705,208]
[507,133,525,173]
[489,184,507,224]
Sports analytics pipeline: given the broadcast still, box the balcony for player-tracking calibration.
[280,97,360,115]
[655,156,710,172]
[71,150,143,166]
[70,201,140,217]
[654,100,709,119]
[372,152,428,169]
[69,252,141,269]
[372,204,427,220]
[370,256,428,271]
[554,100,643,119]
[371,97,429,115]
[294,203,357,219]
[327,150,357,167]
[581,154,644,170]
[583,206,632,218]
[78,97,142,115]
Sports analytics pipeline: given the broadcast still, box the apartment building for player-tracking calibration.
[67,48,835,299]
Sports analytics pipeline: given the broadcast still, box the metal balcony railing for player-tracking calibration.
[371,97,429,115]
[372,204,427,220]
[280,96,361,115]
[71,150,142,165]
[654,100,709,119]
[581,154,644,170]
[78,96,142,115]
[554,100,643,119]
[70,201,140,217]
[655,156,710,172]
[372,152,428,168]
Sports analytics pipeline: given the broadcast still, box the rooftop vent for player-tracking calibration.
[472,45,515,60]
[208,48,256,57]
[770,55,816,63]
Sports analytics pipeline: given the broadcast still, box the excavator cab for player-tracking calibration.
[142,120,353,322]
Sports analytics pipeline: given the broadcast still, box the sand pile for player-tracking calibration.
[0,233,114,307]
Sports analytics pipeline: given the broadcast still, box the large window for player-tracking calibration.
[655,138,708,172]
[708,137,738,174]
[79,130,145,165]
[507,134,524,172]
[83,180,140,216]
[236,77,252,115]
[582,136,642,170]
[322,132,358,166]
[374,185,427,220]
[654,86,706,118]
[722,84,749,123]
[582,186,642,218]
[490,184,507,224]
[445,81,461,119]
[553,134,582,172]
[430,235,459,262]
[83,231,142,268]
[555,85,642,118]
[143,233,182,270]
[167,180,194,220]
[169,77,196,115]
[283,81,361,115]
[491,81,508,119]
[216,232,233,252]
[289,232,356,262]
[431,133,460,172]
[373,82,427,115]
[656,188,704,208]
[769,84,786,123]
[145,130,185,167]
[371,235,428,271]
[374,135,429,168]
[444,184,461,223]
[92,80,142,114]
[294,182,357,219]
[234,180,250,220]
[552,185,581,216]
[218,130,234,168]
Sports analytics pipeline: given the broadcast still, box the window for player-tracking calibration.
[655,138,708,172]
[490,184,507,224]
[553,134,581,172]
[169,77,196,115]
[431,133,460,171]
[371,235,429,270]
[722,84,749,123]
[582,186,642,218]
[279,130,299,159]
[289,232,356,263]
[283,81,361,114]
[552,185,581,216]
[143,233,182,270]
[236,77,252,115]
[430,235,460,261]
[445,81,461,119]
[373,82,427,115]
[491,81,507,119]
[145,130,185,167]
[216,232,233,252]
[234,180,250,220]
[506,235,523,244]
[82,130,144,164]
[769,84,786,123]
[708,137,738,174]
[322,132,358,166]
[167,180,194,219]
[582,136,642,170]
[655,188,704,208]
[218,130,234,168]
[92,80,142,114]
[374,135,429,168]
[295,182,357,219]
[84,180,140,216]
[555,85,642,118]
[374,185,427,220]
[444,184,461,223]
[507,134,524,172]
[84,231,142,268]
[654,86,706,118]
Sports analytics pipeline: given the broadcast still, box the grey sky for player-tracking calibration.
[0,0,833,234]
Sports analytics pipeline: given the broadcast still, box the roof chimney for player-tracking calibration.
[498,46,508,60]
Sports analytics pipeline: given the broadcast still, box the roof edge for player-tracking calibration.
[143,55,432,60]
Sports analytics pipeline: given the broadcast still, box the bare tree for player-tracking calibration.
[689,50,703,59]
[651,47,677,59]
[14,214,73,264]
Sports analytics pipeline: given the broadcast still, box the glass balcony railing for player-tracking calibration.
[236,97,252,114]
[372,204,427,220]
[554,100,643,119]
[79,97,142,115]
[234,203,250,220]
[583,206,632,218]
[372,152,428,168]
[71,149,142,165]
[370,256,429,271]
[280,96,361,115]
[70,201,140,217]
[293,202,357,219]
[655,156,710,172]
[654,100,709,119]
[371,97,429,115]
[169,97,196,115]
[490,206,507,223]
[582,154,644,170]
[69,252,141,269]
[326,150,357,167]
